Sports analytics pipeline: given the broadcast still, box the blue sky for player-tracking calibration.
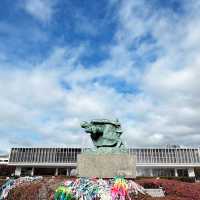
[0,0,200,153]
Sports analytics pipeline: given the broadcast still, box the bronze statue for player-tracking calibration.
[81,119,125,149]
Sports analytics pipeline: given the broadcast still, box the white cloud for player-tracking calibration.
[22,0,56,22]
[1,0,200,152]
[105,0,200,147]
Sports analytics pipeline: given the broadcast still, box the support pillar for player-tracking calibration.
[175,168,178,177]
[15,166,21,176]
[66,168,70,176]
[55,168,58,176]
[31,167,34,176]
[66,168,69,176]
[150,169,153,177]
[188,167,195,177]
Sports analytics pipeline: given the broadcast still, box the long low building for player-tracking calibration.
[0,155,9,165]
[7,147,200,178]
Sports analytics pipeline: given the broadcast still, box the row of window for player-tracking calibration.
[9,148,200,164]
[130,148,200,163]
[9,148,82,163]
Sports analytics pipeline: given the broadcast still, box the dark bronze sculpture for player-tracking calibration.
[81,119,125,150]
[78,119,135,178]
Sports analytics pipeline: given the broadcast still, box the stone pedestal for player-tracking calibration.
[77,153,136,178]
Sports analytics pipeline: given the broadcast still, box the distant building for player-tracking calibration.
[0,155,14,176]
[5,147,200,178]
[0,155,9,165]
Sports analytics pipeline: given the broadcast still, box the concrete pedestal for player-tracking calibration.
[77,153,136,178]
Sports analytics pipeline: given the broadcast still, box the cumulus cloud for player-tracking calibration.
[112,0,200,147]
[1,0,200,152]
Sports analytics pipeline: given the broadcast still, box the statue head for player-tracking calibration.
[80,121,93,133]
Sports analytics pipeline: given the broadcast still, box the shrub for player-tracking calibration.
[7,183,41,200]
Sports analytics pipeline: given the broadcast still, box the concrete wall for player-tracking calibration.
[77,153,136,178]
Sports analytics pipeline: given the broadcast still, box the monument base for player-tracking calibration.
[77,153,136,178]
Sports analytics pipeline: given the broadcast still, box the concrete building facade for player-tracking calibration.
[7,147,200,178]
